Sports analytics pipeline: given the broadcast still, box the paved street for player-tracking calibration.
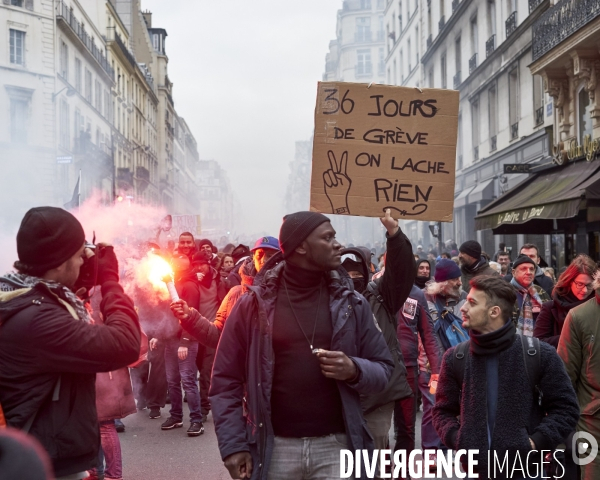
[119,405,461,479]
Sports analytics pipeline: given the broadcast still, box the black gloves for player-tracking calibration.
[96,245,119,284]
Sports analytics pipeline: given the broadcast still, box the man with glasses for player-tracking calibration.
[509,255,550,336]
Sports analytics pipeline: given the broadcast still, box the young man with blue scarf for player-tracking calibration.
[509,255,550,336]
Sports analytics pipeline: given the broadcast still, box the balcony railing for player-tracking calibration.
[355,31,372,43]
[106,28,136,70]
[490,135,497,152]
[426,34,432,49]
[56,1,114,79]
[487,37,496,59]
[529,0,544,13]
[469,53,477,74]
[532,0,600,61]
[439,15,446,31]
[511,122,519,140]
[473,146,479,162]
[535,107,544,126]
[452,0,459,13]
[505,11,517,38]
[453,71,461,89]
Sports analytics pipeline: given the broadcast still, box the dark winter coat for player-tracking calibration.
[398,285,443,372]
[342,228,416,414]
[0,281,140,477]
[433,333,579,477]
[209,261,394,480]
[534,291,592,348]
[460,256,499,288]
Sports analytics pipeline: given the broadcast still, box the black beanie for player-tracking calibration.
[459,240,482,259]
[17,206,85,272]
[279,211,330,258]
[512,254,536,270]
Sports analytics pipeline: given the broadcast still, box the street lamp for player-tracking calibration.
[52,86,76,101]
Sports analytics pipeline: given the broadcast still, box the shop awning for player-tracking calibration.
[468,179,495,204]
[475,160,600,231]
[454,186,475,208]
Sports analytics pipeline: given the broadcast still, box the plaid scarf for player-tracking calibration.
[510,277,542,337]
[0,272,91,323]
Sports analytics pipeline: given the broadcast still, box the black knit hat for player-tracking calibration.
[512,254,536,270]
[16,206,85,272]
[459,240,482,259]
[279,211,330,258]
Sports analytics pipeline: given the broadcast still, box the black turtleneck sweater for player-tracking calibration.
[270,262,345,437]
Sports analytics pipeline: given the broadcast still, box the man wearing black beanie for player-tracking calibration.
[0,206,140,479]
[458,239,498,288]
[210,211,394,480]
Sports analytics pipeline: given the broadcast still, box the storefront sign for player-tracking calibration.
[504,164,532,174]
[310,82,459,221]
[496,206,546,226]
[554,135,600,164]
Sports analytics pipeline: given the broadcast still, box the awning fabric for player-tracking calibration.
[468,179,495,204]
[454,186,475,208]
[475,160,600,231]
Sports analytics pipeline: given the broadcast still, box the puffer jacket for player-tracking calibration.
[0,280,139,477]
[341,228,415,414]
[209,261,394,480]
[558,295,600,479]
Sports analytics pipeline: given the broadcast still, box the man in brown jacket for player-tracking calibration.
[558,276,600,480]
[458,240,499,288]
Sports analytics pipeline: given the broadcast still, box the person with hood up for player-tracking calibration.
[197,238,219,269]
[458,240,499,288]
[415,258,431,289]
[226,244,251,288]
[208,211,393,480]
[0,207,140,479]
[339,209,415,465]
[534,254,596,348]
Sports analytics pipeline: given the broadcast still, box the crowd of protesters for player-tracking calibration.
[0,206,598,480]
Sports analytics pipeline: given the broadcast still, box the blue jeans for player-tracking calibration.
[94,420,122,479]
[418,370,443,450]
[164,340,202,423]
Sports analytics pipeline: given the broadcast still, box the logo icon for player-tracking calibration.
[572,431,598,466]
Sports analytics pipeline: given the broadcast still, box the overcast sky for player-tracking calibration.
[141,0,341,236]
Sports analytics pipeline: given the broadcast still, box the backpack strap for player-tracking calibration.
[519,335,543,406]
[452,340,470,391]
[367,281,384,305]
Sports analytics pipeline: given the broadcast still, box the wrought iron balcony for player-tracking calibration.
[56,0,114,79]
[511,122,519,140]
[106,28,136,70]
[426,34,432,49]
[490,135,497,152]
[439,15,446,31]
[486,35,495,58]
[532,0,600,61]
[469,53,477,74]
[529,0,544,13]
[505,11,517,38]
[535,107,544,126]
[452,0,459,12]
[474,146,479,162]
[453,71,461,89]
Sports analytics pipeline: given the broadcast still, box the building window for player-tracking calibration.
[74,108,82,142]
[10,98,28,144]
[361,0,372,9]
[455,36,462,76]
[399,49,404,81]
[9,29,25,66]
[393,58,397,85]
[378,47,385,75]
[356,17,371,42]
[104,89,110,119]
[457,114,463,169]
[11,0,24,7]
[95,80,101,111]
[578,85,593,144]
[60,41,68,80]
[59,99,70,149]
[471,97,480,160]
[533,74,544,126]
[508,68,519,138]
[357,49,372,76]
[429,68,434,87]
[488,86,497,150]
[75,58,82,92]
[441,53,447,89]
[407,39,412,72]
[488,0,497,36]
[85,69,92,103]
[470,16,478,56]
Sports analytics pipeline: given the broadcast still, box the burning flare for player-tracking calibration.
[144,253,178,301]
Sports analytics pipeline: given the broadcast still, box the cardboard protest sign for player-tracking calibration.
[310,82,459,222]
[170,215,201,238]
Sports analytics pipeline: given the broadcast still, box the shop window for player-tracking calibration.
[578,85,593,144]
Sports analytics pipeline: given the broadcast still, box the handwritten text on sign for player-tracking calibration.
[309,82,459,221]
